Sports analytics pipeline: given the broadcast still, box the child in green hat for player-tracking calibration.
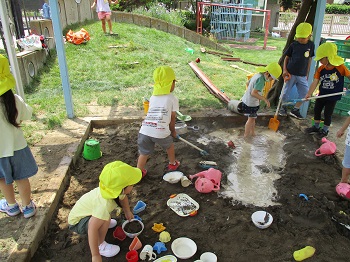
[305,42,350,139]
[241,62,282,138]
[137,66,180,174]
[279,22,315,119]
[68,161,142,260]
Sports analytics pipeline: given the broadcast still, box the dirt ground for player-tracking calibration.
[30,115,350,262]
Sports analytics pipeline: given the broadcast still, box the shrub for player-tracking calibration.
[326,4,350,14]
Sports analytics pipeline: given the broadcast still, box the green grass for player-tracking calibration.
[22,21,287,144]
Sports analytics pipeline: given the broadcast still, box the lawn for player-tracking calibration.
[23,21,287,144]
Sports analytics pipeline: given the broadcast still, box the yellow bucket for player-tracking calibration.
[143,101,149,115]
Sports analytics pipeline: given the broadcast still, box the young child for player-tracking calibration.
[336,112,350,183]
[0,55,37,219]
[137,66,180,174]
[68,161,142,260]
[91,0,118,35]
[305,42,350,139]
[279,22,315,119]
[241,62,282,138]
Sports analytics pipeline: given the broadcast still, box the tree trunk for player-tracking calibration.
[266,0,317,106]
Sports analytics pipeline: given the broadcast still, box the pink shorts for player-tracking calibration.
[98,11,111,20]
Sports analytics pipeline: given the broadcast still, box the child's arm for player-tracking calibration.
[169,111,177,138]
[119,196,134,220]
[88,216,105,261]
[251,89,270,108]
[283,56,290,77]
[306,58,312,79]
[337,116,350,138]
[110,0,118,4]
[91,0,97,9]
[305,78,319,99]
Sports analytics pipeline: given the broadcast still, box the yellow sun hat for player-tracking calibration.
[153,66,176,96]
[257,62,282,80]
[295,22,312,38]
[314,42,344,66]
[99,161,142,199]
[0,55,16,96]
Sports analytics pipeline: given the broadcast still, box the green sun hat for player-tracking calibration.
[153,66,176,96]
[314,42,344,66]
[295,22,312,38]
[257,62,282,80]
[0,55,16,96]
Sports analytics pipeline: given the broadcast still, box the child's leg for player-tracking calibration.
[166,143,176,164]
[322,100,337,132]
[16,178,32,206]
[105,14,113,33]
[244,117,255,138]
[137,154,149,171]
[341,145,350,183]
[0,179,16,204]
[294,76,308,109]
[101,19,107,33]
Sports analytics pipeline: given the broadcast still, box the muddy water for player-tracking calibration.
[198,127,286,207]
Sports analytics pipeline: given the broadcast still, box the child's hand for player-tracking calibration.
[304,94,311,100]
[336,130,345,138]
[124,210,134,221]
[264,99,270,108]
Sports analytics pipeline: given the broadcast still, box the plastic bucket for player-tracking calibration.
[143,101,149,115]
[82,139,102,160]
[227,100,243,114]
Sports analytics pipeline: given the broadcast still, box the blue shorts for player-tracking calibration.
[138,133,173,155]
[0,146,38,185]
[241,102,259,118]
[281,75,308,101]
[343,144,350,169]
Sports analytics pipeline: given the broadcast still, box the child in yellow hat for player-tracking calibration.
[279,22,315,119]
[68,161,142,259]
[305,42,350,139]
[241,62,282,138]
[137,66,180,174]
[0,55,38,219]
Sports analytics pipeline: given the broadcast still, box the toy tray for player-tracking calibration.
[167,193,199,217]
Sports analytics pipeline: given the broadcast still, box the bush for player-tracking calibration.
[326,4,350,14]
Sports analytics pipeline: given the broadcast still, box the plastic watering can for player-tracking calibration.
[336,183,350,199]
[189,168,222,189]
[315,137,337,156]
[194,178,219,193]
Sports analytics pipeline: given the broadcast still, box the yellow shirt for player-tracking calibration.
[68,187,118,225]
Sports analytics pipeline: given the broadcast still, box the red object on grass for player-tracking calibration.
[196,58,200,63]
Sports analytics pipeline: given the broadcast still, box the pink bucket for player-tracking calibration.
[336,183,350,199]
[315,137,337,156]
[190,168,222,190]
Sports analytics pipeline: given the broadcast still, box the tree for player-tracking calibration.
[266,0,317,106]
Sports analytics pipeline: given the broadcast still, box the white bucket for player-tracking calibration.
[227,100,243,114]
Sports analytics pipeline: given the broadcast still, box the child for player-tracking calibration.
[336,112,350,183]
[68,161,142,260]
[137,66,180,174]
[0,55,37,218]
[241,62,282,138]
[91,0,118,35]
[279,22,315,119]
[305,42,350,139]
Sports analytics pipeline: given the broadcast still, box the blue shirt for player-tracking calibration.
[284,40,315,76]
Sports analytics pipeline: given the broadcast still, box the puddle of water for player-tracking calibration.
[199,127,286,207]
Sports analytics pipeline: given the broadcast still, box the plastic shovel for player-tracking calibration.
[285,90,350,104]
[176,111,192,121]
[177,135,209,156]
[268,74,290,132]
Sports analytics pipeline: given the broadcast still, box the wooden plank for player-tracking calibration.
[188,61,231,104]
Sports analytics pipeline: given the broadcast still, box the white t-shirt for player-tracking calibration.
[346,110,350,146]
[0,94,32,158]
[139,93,179,139]
[96,0,111,12]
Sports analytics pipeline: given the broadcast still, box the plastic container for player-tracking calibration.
[126,250,139,262]
[251,211,273,229]
[163,171,184,184]
[129,236,142,251]
[200,252,217,262]
[113,226,127,241]
[171,237,197,259]
[185,48,194,54]
[143,101,149,115]
[82,139,102,160]
[133,200,146,214]
[122,219,144,238]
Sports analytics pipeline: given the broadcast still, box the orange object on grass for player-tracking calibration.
[66,28,90,45]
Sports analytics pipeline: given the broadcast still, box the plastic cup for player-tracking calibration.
[200,252,217,262]
[113,226,126,241]
[143,101,149,115]
[129,236,142,251]
[181,176,192,187]
[140,245,157,260]
[126,250,139,262]
[133,200,146,214]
